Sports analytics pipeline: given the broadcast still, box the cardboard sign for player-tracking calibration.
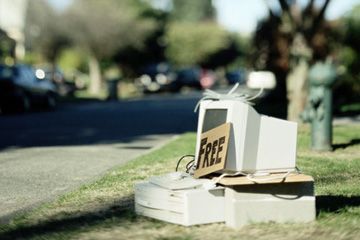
[194,122,231,178]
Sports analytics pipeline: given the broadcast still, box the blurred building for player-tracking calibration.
[0,0,28,60]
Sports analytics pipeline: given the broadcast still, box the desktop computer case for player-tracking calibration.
[225,182,316,228]
[135,181,225,226]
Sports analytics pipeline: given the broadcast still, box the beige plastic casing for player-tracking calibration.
[195,100,297,173]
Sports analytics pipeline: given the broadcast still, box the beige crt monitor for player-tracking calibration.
[194,100,297,174]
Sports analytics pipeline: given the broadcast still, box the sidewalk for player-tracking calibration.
[0,134,175,223]
[334,114,360,125]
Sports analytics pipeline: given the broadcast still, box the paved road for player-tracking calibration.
[0,94,199,223]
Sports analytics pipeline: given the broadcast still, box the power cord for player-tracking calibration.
[175,154,302,185]
[246,170,293,183]
[213,167,302,184]
[175,155,195,172]
[185,159,195,173]
[213,171,246,184]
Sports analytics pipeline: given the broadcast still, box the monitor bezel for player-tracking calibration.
[194,100,250,172]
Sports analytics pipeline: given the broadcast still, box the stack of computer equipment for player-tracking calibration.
[135,89,315,228]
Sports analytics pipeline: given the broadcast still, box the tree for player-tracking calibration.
[253,0,334,121]
[164,0,238,68]
[164,22,232,67]
[65,0,156,94]
[0,29,16,63]
[334,4,360,106]
[24,0,69,75]
[170,0,216,22]
[112,8,170,76]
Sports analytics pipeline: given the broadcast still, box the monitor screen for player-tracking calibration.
[202,109,227,133]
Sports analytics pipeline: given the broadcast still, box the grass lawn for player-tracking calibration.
[0,123,360,239]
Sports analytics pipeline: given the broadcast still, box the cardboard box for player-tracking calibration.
[135,181,225,226]
[213,173,314,186]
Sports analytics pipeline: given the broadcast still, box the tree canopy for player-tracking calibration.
[164,0,237,68]
[335,4,360,103]
[252,0,336,120]
[164,22,231,67]
[24,0,69,64]
[61,0,159,93]
[170,0,215,22]
[64,0,156,61]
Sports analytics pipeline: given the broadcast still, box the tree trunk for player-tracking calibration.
[286,58,309,122]
[88,55,102,95]
[286,33,312,122]
[50,58,57,81]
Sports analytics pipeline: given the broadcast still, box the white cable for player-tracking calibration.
[245,169,299,183]
[194,84,264,112]
[213,168,301,185]
[213,171,246,184]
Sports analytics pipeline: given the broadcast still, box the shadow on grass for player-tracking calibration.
[333,139,360,151]
[316,195,360,215]
[334,107,360,118]
[3,194,360,238]
[0,196,136,240]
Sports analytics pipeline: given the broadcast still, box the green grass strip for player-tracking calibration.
[1,124,360,240]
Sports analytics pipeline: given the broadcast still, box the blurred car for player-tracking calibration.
[35,67,77,96]
[171,67,201,91]
[171,67,216,91]
[136,64,217,93]
[199,69,216,89]
[225,69,247,85]
[0,64,58,113]
[136,62,176,93]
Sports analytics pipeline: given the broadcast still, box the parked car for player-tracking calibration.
[136,64,217,93]
[171,67,216,91]
[136,62,176,93]
[225,69,247,85]
[35,67,77,96]
[0,64,58,113]
[199,69,216,89]
[171,67,201,91]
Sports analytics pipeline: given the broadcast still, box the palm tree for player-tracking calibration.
[253,0,333,121]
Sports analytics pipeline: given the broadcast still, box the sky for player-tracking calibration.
[213,0,360,34]
[48,0,359,34]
